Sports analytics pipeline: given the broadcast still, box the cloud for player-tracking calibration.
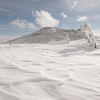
[77,16,87,22]
[61,0,100,11]
[0,8,11,13]
[10,18,37,30]
[8,13,12,16]
[32,10,59,27]
[72,1,77,8]
[88,15,100,19]
[60,12,68,18]
[0,35,18,43]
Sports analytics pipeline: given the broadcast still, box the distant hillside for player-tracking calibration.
[3,27,83,44]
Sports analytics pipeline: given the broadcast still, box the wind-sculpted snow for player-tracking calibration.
[4,27,82,44]
[0,40,100,100]
[0,39,100,100]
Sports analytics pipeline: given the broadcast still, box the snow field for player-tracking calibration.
[0,39,100,100]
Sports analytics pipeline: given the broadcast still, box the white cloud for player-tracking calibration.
[61,0,100,11]
[10,18,37,30]
[60,12,68,18]
[0,36,18,43]
[77,16,87,22]
[72,1,77,8]
[32,10,59,27]
[88,15,100,19]
[0,8,11,13]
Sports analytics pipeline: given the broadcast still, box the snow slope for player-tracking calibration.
[0,39,100,100]
[3,27,82,44]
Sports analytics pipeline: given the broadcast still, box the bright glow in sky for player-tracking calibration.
[0,0,100,42]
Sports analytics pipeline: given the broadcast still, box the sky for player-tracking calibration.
[0,0,100,42]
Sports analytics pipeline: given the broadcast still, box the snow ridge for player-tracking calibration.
[3,27,82,44]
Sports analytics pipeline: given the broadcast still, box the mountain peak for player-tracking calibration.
[3,28,83,44]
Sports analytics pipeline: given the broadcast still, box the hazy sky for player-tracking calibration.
[0,0,100,42]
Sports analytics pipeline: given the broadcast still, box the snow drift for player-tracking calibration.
[0,39,100,100]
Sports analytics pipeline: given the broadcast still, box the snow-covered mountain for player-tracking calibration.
[4,27,83,44]
[0,25,100,100]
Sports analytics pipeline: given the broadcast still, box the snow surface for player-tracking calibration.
[0,39,100,100]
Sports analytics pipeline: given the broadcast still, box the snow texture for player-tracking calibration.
[0,24,100,100]
[0,38,100,100]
